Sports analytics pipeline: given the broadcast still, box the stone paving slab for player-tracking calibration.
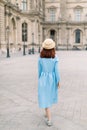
[0,112,86,130]
[0,51,87,130]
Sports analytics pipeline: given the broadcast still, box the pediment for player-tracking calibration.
[47,6,57,9]
[74,5,83,9]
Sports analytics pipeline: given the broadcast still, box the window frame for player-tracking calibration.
[21,0,27,11]
[49,8,56,22]
[75,29,81,43]
[75,9,81,21]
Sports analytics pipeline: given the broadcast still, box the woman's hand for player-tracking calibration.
[58,82,60,88]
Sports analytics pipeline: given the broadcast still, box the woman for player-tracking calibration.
[38,38,60,126]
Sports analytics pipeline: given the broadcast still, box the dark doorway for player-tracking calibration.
[75,29,81,43]
[50,30,55,41]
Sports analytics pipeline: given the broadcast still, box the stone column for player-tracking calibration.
[0,3,5,48]
[15,22,17,49]
[42,27,45,41]
[40,25,43,44]
[16,17,21,49]
[33,19,37,44]
[60,0,67,21]
[30,0,36,9]
[58,27,61,45]
[85,27,87,49]
[57,28,59,50]
[69,28,73,47]
[60,0,67,45]
[83,27,86,48]
[31,19,37,45]
[61,23,67,45]
[66,26,70,50]
[0,5,1,49]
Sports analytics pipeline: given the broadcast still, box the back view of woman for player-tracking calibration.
[38,38,60,126]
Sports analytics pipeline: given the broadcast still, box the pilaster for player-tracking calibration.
[60,0,67,21]
[60,0,67,45]
[0,3,5,48]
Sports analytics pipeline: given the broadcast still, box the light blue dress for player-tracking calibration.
[38,56,60,108]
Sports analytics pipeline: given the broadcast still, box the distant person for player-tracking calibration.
[38,38,60,126]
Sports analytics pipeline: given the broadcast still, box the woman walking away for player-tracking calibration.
[38,38,60,126]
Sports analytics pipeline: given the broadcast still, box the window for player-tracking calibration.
[21,0,27,11]
[49,9,55,22]
[75,29,81,43]
[50,30,55,40]
[22,23,27,42]
[75,9,81,21]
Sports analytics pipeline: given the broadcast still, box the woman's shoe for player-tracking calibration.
[46,120,53,126]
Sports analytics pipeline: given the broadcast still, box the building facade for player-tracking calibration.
[0,0,87,51]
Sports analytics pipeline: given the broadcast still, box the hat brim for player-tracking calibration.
[42,41,55,49]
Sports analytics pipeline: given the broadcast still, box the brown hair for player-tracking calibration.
[40,48,55,58]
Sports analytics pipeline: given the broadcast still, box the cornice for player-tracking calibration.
[45,1,60,4]
[41,20,87,26]
[2,0,21,13]
[67,1,87,4]
[20,10,44,21]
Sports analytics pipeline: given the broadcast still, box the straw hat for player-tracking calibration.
[42,38,55,49]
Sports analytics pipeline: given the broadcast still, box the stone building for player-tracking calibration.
[0,0,87,51]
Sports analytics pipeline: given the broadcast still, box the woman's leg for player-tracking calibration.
[45,108,51,120]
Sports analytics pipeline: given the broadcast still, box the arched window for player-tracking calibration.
[21,0,27,11]
[22,22,27,42]
[74,6,83,21]
[75,29,81,43]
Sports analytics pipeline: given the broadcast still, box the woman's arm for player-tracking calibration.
[55,60,60,87]
[38,58,42,78]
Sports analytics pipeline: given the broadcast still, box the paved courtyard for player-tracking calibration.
[0,51,87,130]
